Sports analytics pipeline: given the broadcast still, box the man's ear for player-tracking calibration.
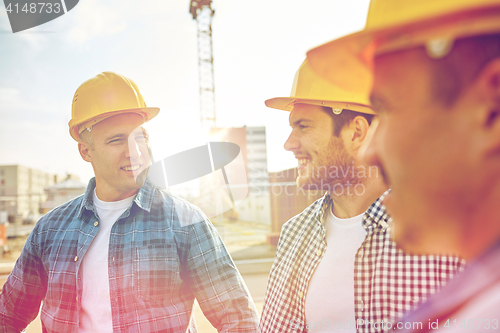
[474,58,500,154]
[78,141,93,163]
[358,117,379,162]
[349,115,370,151]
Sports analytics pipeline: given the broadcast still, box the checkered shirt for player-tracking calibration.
[259,191,465,333]
[0,178,259,333]
[396,239,500,333]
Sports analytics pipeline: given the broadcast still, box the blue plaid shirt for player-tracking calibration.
[0,178,259,332]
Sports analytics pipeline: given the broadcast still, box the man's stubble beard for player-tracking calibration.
[301,136,363,192]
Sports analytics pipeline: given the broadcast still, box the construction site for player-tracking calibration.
[0,0,335,330]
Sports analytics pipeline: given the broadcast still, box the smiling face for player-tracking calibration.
[284,103,356,192]
[365,46,490,255]
[78,113,151,201]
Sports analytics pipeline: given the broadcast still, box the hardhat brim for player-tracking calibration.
[306,4,500,93]
[69,107,160,141]
[265,96,375,115]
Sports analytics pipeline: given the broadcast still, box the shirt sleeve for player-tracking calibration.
[0,225,47,332]
[258,219,290,333]
[181,209,259,332]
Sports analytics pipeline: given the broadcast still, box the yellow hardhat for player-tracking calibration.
[69,72,160,141]
[265,59,375,115]
[306,0,500,95]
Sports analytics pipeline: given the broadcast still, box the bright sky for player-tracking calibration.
[0,0,370,183]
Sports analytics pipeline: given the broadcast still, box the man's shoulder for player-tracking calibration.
[37,193,85,227]
[149,186,208,227]
[151,186,203,213]
[281,194,326,232]
[21,194,86,242]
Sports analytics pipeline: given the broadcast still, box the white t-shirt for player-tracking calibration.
[305,208,366,333]
[78,190,135,333]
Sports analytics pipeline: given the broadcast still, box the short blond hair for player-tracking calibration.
[79,129,94,149]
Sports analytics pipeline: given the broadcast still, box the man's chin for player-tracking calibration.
[296,178,323,192]
[134,167,150,187]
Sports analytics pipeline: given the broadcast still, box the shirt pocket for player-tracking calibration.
[133,244,180,303]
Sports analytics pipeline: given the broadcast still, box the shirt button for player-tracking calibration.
[360,300,364,311]
[298,292,304,298]
[94,221,98,227]
[316,250,322,256]
[74,256,78,262]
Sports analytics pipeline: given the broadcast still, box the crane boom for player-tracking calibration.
[189,0,216,129]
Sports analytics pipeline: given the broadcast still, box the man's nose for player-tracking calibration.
[284,131,299,151]
[127,140,142,159]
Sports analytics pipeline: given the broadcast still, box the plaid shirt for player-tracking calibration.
[0,178,259,333]
[397,239,500,333]
[259,191,465,333]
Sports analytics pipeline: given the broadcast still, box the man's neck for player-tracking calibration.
[456,190,500,260]
[94,184,139,202]
[329,177,387,219]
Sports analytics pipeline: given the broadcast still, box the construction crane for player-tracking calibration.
[189,1,240,222]
[189,0,216,129]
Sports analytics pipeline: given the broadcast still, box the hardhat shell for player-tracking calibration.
[306,0,500,94]
[265,59,374,115]
[69,71,159,141]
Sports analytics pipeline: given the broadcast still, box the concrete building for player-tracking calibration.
[208,126,271,224]
[245,127,268,195]
[0,165,61,224]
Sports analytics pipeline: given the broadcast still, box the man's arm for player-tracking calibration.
[181,210,259,332]
[259,220,292,333]
[0,226,47,332]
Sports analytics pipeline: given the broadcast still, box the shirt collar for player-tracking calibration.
[363,189,392,232]
[318,193,333,226]
[77,177,154,219]
[133,178,154,212]
[318,189,392,232]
